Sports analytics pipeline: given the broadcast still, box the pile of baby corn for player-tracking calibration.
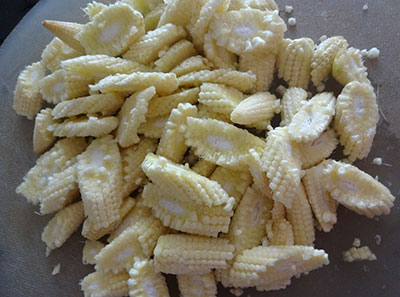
[12,0,395,296]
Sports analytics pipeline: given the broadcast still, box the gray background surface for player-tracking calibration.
[0,0,399,296]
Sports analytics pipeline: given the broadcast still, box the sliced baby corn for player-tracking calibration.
[229,0,279,11]
[177,272,217,297]
[121,0,164,16]
[334,81,378,162]
[203,33,237,69]
[81,270,129,297]
[198,83,244,114]
[52,116,119,138]
[191,159,217,177]
[82,240,105,265]
[247,148,273,198]
[42,20,84,53]
[82,1,107,20]
[261,127,303,208]
[90,72,179,96]
[157,103,198,163]
[171,55,213,76]
[157,0,195,27]
[16,137,87,204]
[41,201,84,252]
[137,115,168,139]
[116,86,156,148]
[33,108,57,154]
[41,37,81,72]
[128,258,170,297]
[123,24,186,64]
[154,234,235,274]
[197,104,232,123]
[13,62,45,120]
[266,218,295,246]
[144,2,166,31]
[280,87,308,126]
[185,117,265,169]
[332,47,369,86]
[76,3,145,56]
[288,92,336,143]
[321,160,395,218]
[311,36,348,86]
[154,40,197,73]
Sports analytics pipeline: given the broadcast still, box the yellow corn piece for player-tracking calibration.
[197,104,232,123]
[82,240,105,265]
[52,116,119,138]
[288,92,336,143]
[178,69,256,93]
[332,47,369,86]
[42,20,85,53]
[77,135,123,232]
[210,166,252,208]
[342,246,377,262]
[41,38,81,72]
[157,0,195,27]
[191,159,217,177]
[41,201,85,251]
[229,246,329,290]
[90,72,179,96]
[298,128,338,169]
[198,83,244,114]
[280,87,307,126]
[121,138,158,197]
[230,92,280,128]
[81,270,129,297]
[203,33,237,69]
[229,0,279,11]
[147,87,200,119]
[277,38,314,89]
[154,234,235,274]
[76,3,145,56]
[248,148,272,198]
[52,93,124,119]
[116,87,156,148]
[286,184,315,246]
[12,62,45,120]
[123,24,186,64]
[83,1,107,20]
[157,103,198,163]
[177,272,217,297]
[321,160,395,218]
[334,81,378,162]
[155,40,197,73]
[16,137,87,204]
[144,3,166,31]
[261,127,302,208]
[64,70,92,97]
[138,115,168,138]
[39,163,79,214]
[128,258,170,297]
[33,108,57,154]
[311,36,348,86]
[303,163,337,232]
[122,0,164,16]
[271,200,286,221]
[266,218,295,246]
[171,55,213,76]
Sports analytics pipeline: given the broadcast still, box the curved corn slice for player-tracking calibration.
[33,108,57,154]
[116,87,156,148]
[52,116,118,138]
[121,138,157,197]
[13,62,45,120]
[198,83,244,114]
[277,38,314,89]
[229,0,279,11]
[147,87,200,119]
[203,33,237,70]
[77,135,123,231]
[82,240,105,265]
[334,81,378,162]
[41,201,84,251]
[197,104,232,123]
[123,24,186,64]
[177,272,217,297]
[83,1,107,20]
[76,3,145,56]
[142,153,234,208]
[42,20,85,53]
[39,163,79,214]
[231,92,280,128]
[90,72,179,96]
[229,246,329,289]
[157,103,198,163]
[280,87,307,126]
[185,117,265,169]
[311,36,348,86]
[138,115,168,139]
[155,40,197,73]
[288,92,336,143]
[321,160,395,218]
[210,166,252,208]
[191,159,217,177]
[52,93,124,119]
[154,234,235,274]
[343,246,377,262]
[209,9,286,55]
[285,183,315,246]
[261,127,302,208]
[171,55,213,77]
[332,47,369,86]
[122,0,164,16]
[128,258,170,297]
[266,218,294,246]
[298,129,338,169]
[16,137,87,204]
[41,38,81,72]
[248,149,272,197]
[178,69,256,93]
[144,3,166,31]
[157,0,195,27]
[81,270,129,297]
[303,163,337,232]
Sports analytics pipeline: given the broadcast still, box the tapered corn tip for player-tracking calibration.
[42,20,85,53]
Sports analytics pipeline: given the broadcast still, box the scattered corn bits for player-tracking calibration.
[343,246,377,262]
[332,47,369,86]
[41,38,81,72]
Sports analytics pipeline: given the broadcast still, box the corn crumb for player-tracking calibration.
[52,263,61,275]
[288,17,297,26]
[367,47,380,59]
[352,237,361,247]
[285,5,294,13]
[373,157,382,166]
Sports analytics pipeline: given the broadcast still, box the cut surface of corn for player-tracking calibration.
[81,270,129,297]
[52,116,118,138]
[177,272,217,297]
[332,47,369,86]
